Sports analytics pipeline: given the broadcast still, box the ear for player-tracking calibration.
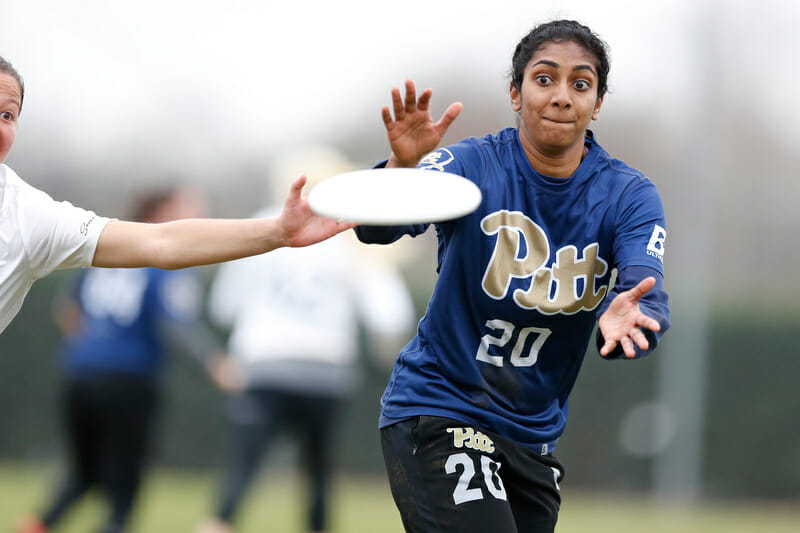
[510,81,521,112]
[591,95,603,120]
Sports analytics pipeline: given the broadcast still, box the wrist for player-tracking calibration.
[388,153,419,168]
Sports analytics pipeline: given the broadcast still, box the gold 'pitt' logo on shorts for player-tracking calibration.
[447,427,496,454]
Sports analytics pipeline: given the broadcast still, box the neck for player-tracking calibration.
[519,134,587,178]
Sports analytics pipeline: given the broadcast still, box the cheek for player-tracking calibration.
[0,126,15,155]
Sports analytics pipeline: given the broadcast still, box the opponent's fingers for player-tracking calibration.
[288,175,307,200]
[404,79,417,113]
[435,102,463,133]
[417,87,433,112]
[391,87,405,120]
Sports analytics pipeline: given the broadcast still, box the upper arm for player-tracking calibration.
[92,220,162,268]
[612,179,666,273]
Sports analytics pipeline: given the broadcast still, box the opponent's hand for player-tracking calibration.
[277,176,356,247]
[598,277,661,358]
[383,79,462,168]
[206,354,245,393]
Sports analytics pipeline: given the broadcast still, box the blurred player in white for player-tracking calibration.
[0,57,352,337]
[197,146,416,533]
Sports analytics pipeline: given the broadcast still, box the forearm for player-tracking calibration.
[93,218,284,269]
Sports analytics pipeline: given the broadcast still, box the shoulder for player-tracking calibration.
[588,136,661,198]
[1,164,55,207]
[418,128,517,175]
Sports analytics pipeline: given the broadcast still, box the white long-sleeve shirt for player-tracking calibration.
[0,164,111,334]
[208,206,415,395]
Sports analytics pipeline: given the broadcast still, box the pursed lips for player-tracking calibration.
[542,117,575,124]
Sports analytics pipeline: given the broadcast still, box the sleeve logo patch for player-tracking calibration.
[419,148,455,172]
[647,224,666,261]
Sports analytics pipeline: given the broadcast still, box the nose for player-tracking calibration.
[551,81,571,109]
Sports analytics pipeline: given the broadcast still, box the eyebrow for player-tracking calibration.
[532,59,597,75]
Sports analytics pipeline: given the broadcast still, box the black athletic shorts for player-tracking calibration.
[381,415,563,533]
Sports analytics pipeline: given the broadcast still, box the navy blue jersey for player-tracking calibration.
[61,267,202,379]
[355,128,670,452]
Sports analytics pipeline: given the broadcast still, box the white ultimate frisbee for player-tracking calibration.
[308,168,482,225]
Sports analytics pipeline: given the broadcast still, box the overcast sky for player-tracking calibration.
[2,0,799,180]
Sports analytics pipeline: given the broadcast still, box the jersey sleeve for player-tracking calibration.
[16,180,111,279]
[354,144,476,244]
[612,177,666,274]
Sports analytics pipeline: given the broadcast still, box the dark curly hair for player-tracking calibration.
[0,56,25,113]
[511,20,610,99]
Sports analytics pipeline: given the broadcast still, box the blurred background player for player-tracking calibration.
[17,186,229,533]
[196,146,416,533]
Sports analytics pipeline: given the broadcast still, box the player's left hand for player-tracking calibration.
[277,175,356,247]
[598,276,661,358]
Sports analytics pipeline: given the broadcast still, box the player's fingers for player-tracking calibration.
[435,102,463,132]
[628,276,656,301]
[417,87,433,111]
[631,328,650,350]
[381,105,394,127]
[620,336,636,358]
[391,87,405,120]
[404,79,417,112]
[637,313,660,332]
[599,337,617,357]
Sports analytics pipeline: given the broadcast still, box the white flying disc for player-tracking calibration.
[308,168,482,225]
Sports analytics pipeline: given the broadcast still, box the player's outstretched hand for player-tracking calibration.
[383,79,462,168]
[598,276,661,358]
[278,176,356,247]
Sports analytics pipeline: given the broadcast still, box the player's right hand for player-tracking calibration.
[382,79,462,168]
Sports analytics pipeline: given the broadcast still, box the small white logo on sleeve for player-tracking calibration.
[419,148,455,172]
[647,224,666,261]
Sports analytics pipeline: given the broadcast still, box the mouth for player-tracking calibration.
[542,117,575,125]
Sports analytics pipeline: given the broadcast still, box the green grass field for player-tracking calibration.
[2,461,799,532]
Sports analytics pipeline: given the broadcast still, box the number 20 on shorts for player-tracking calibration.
[445,453,507,505]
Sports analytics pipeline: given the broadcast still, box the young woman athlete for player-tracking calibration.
[355,19,670,533]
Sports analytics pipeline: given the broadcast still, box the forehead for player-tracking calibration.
[527,40,599,71]
[0,73,22,106]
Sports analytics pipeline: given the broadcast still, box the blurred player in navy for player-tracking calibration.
[356,19,670,533]
[18,187,227,533]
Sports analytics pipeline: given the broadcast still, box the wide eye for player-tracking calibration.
[573,80,591,91]
[535,75,553,86]
[0,111,16,122]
